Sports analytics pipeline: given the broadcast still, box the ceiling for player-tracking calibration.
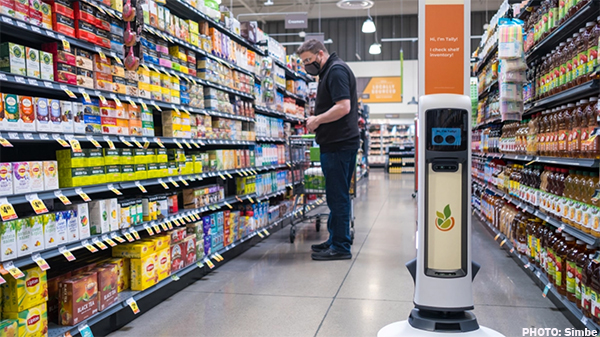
[228,0,505,21]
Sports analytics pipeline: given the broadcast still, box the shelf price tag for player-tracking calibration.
[160,222,168,231]
[75,188,91,202]
[61,38,71,52]
[103,136,116,149]
[173,139,183,149]
[499,239,507,247]
[152,222,161,233]
[178,177,188,186]
[0,135,13,147]
[26,194,48,214]
[101,234,117,247]
[0,198,17,221]
[144,224,154,236]
[135,181,147,193]
[126,298,141,315]
[182,139,192,149]
[196,261,204,268]
[224,202,232,209]
[582,316,589,326]
[107,184,122,195]
[32,253,50,271]
[3,262,24,279]
[247,196,254,203]
[183,215,192,223]
[542,283,552,298]
[215,253,224,261]
[205,259,215,269]
[131,137,143,148]
[264,229,270,236]
[257,231,265,238]
[53,134,70,147]
[119,136,133,147]
[122,230,134,242]
[58,246,76,261]
[171,274,180,281]
[190,140,200,148]
[111,232,126,243]
[54,191,71,205]
[557,224,566,233]
[78,324,94,337]
[92,237,108,250]
[86,135,102,148]
[166,221,173,230]
[494,234,501,241]
[111,52,123,66]
[158,179,169,189]
[225,172,233,179]
[218,173,226,180]
[168,177,179,188]
[154,137,165,148]
[60,85,77,99]
[82,240,98,253]
[152,101,161,111]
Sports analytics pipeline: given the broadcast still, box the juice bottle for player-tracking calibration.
[535,222,548,267]
[575,28,587,85]
[573,99,588,158]
[576,244,595,309]
[582,172,599,233]
[558,104,569,155]
[543,227,555,276]
[567,239,586,302]
[587,18,600,81]
[565,103,577,155]
[593,97,600,159]
[583,97,599,157]
[539,112,548,155]
[582,252,600,318]
[516,214,528,255]
[559,42,568,92]
[553,108,562,156]
[567,34,578,88]
[591,255,600,323]
[527,219,537,262]
[563,170,575,224]
[553,233,567,290]
[593,178,600,237]
[581,22,596,81]
[557,235,576,295]
[580,99,591,157]
[547,230,561,282]
[549,0,559,33]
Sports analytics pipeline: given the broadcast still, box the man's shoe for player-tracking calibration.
[311,248,352,261]
[311,242,330,253]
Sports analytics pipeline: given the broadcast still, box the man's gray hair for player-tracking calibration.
[297,39,328,55]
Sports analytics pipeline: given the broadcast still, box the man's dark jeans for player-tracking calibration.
[320,149,357,254]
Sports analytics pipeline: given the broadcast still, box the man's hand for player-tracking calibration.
[306,116,320,133]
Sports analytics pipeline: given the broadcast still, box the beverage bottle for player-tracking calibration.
[553,233,567,290]
[534,222,547,267]
[582,252,600,318]
[575,28,588,85]
[549,0,559,32]
[567,240,586,302]
[558,235,576,295]
[544,228,555,277]
[558,105,569,155]
[565,103,577,156]
[582,172,599,233]
[594,97,600,159]
[516,214,528,255]
[563,170,575,224]
[558,42,568,92]
[549,109,558,156]
[574,99,588,158]
[583,97,598,157]
[559,0,567,24]
[527,219,539,263]
[592,255,600,323]
[567,0,578,19]
[556,168,567,216]
[576,244,595,309]
[576,0,591,16]
[580,99,591,157]
[567,34,578,88]
[588,18,600,81]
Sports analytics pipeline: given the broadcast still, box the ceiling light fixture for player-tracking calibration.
[369,42,381,55]
[362,9,376,33]
[264,0,273,5]
[336,0,373,10]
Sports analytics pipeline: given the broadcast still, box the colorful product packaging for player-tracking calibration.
[39,51,54,81]
[68,203,90,239]
[0,319,17,337]
[112,240,155,259]
[54,211,68,245]
[89,199,109,234]
[1,266,47,312]
[47,272,71,324]
[0,162,13,196]
[4,303,47,337]
[0,43,26,76]
[155,247,170,281]
[93,264,118,311]
[41,213,57,249]
[104,257,129,292]
[0,220,17,261]
[65,209,79,242]
[28,215,44,253]
[130,252,158,290]
[43,161,59,190]
[26,47,40,78]
[28,161,44,192]
[58,272,98,325]
[15,219,31,257]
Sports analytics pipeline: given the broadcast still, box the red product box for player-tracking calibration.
[96,29,111,49]
[95,12,110,31]
[42,42,76,66]
[56,63,76,84]
[75,20,98,45]
[53,12,76,37]
[73,1,97,26]
[44,0,73,17]
[182,235,196,267]
[170,240,187,273]
[170,228,187,244]
[188,68,197,77]
[48,272,72,323]
[92,264,118,312]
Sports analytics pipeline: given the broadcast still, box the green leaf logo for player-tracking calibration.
[435,204,455,232]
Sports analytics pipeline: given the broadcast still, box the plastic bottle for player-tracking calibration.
[587,18,600,81]
[582,252,600,318]
[575,28,588,85]
[583,98,599,157]
[574,100,588,157]
[558,105,569,155]
[592,255,600,324]
[567,34,579,88]
[576,244,595,308]
[567,240,586,302]
[548,230,562,283]
[559,235,577,296]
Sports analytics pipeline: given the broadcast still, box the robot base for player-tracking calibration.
[377,321,505,337]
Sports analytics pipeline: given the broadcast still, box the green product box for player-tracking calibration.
[103,149,121,165]
[249,150,255,167]
[58,167,89,187]
[145,149,156,164]
[56,149,88,169]
[158,163,169,177]
[87,149,105,167]
[0,43,26,76]
[134,164,148,180]
[193,156,203,174]
[147,163,160,178]
[134,149,148,165]
[121,165,135,181]
[120,148,134,165]
[89,166,106,184]
[154,149,168,163]
[105,165,122,182]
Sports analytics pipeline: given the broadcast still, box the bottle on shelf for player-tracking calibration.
[557,235,576,295]
[581,252,599,318]
[588,18,600,82]
[567,33,579,89]
[576,244,595,308]
[567,239,585,302]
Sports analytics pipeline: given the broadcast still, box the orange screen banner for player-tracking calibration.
[424,4,464,95]
[361,77,402,103]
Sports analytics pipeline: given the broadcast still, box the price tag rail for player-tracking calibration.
[523,79,600,117]
[272,57,312,83]
[254,105,304,124]
[474,208,600,332]
[275,84,307,103]
[471,152,600,168]
[255,136,286,143]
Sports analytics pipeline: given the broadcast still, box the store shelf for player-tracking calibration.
[516,0,541,20]
[473,209,600,331]
[276,84,307,102]
[0,15,121,58]
[478,80,498,100]
[475,44,498,75]
[472,152,600,168]
[273,58,312,83]
[254,105,304,123]
[256,136,286,143]
[473,179,600,246]
[524,80,600,115]
[525,0,600,63]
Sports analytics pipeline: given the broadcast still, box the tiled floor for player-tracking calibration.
[107,170,573,337]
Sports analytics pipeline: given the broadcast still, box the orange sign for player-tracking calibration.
[361,77,402,103]
[424,3,464,95]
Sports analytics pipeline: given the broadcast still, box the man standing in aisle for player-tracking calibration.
[297,39,359,261]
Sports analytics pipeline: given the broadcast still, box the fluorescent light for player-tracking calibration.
[369,42,381,55]
[362,18,376,33]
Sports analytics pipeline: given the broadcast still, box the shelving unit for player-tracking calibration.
[387,146,415,174]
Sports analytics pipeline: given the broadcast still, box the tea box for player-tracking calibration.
[47,272,71,323]
[0,0,14,16]
[104,257,129,292]
[72,102,85,134]
[4,303,47,337]
[0,43,26,76]
[1,94,18,131]
[119,199,131,228]
[0,220,17,261]
[28,215,44,253]
[145,235,170,252]
[170,239,186,273]
[56,149,88,168]
[87,149,105,167]
[112,240,155,259]
[103,149,121,166]
[34,97,50,132]
[130,252,158,291]
[54,211,68,245]
[60,101,73,133]
[65,209,79,242]
[28,161,43,192]
[43,161,58,190]
[89,200,109,235]
[0,163,13,196]
[121,165,135,181]
[68,203,90,239]
[14,219,31,257]
[25,47,40,79]
[182,235,196,267]
[18,96,35,132]
[12,162,30,194]
[93,264,118,311]
[58,272,98,325]
[0,319,17,337]
[41,213,57,249]
[170,228,187,244]
[2,266,47,312]
[48,99,62,133]
[39,51,54,81]
[106,198,120,231]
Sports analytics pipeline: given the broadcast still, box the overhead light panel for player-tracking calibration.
[264,0,273,5]
[336,0,373,10]
[362,8,376,33]
[369,42,381,55]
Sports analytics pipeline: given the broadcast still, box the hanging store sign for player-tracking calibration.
[358,77,402,103]
[285,14,308,29]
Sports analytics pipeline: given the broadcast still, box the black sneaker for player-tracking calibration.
[311,248,352,261]
[311,242,330,252]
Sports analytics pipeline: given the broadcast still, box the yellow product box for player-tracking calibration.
[56,149,88,169]
[162,110,181,126]
[130,253,158,291]
[143,235,170,253]
[103,149,121,165]
[1,266,47,312]
[146,163,161,179]
[180,64,189,74]
[58,167,89,188]
[145,149,156,164]
[105,165,122,183]
[87,149,105,167]
[137,67,150,83]
[138,81,151,92]
[4,303,47,337]
[111,0,122,12]
[89,166,106,185]
[193,156,203,174]
[185,156,194,175]
[134,164,148,180]
[167,149,185,162]
[103,257,130,292]
[0,319,17,337]
[155,247,170,281]
[120,149,134,165]
[170,89,180,99]
[154,149,168,163]
[120,165,135,181]
[177,162,188,176]
[112,240,155,259]
[161,87,171,101]
[187,20,199,35]
[134,149,148,165]
[158,162,169,177]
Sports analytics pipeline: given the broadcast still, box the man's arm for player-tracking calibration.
[306,100,350,132]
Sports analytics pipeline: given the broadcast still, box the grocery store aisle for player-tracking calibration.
[107,171,572,337]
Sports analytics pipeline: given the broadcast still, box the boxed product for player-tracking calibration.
[0,43,26,76]
[93,264,118,311]
[65,209,79,242]
[130,252,158,291]
[60,101,74,133]
[34,97,50,132]
[4,303,47,337]
[39,51,54,81]
[170,238,185,273]
[0,320,17,337]
[155,247,170,281]
[0,220,17,261]
[104,257,129,292]
[47,272,71,323]
[105,165,121,182]
[48,99,62,132]
[43,161,59,190]
[28,215,44,253]
[58,272,98,325]
[18,96,35,132]
[2,93,19,131]
[72,102,86,134]
[69,203,90,239]
[84,114,102,133]
[0,162,13,196]
[26,47,40,78]
[55,211,68,245]
[41,213,57,249]
[28,161,44,192]
[106,198,120,231]
[89,200,109,234]
[182,234,196,266]
[14,219,31,258]
[2,265,47,312]
[111,240,155,259]
[56,149,88,168]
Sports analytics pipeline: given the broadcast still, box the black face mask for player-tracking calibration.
[305,56,321,76]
